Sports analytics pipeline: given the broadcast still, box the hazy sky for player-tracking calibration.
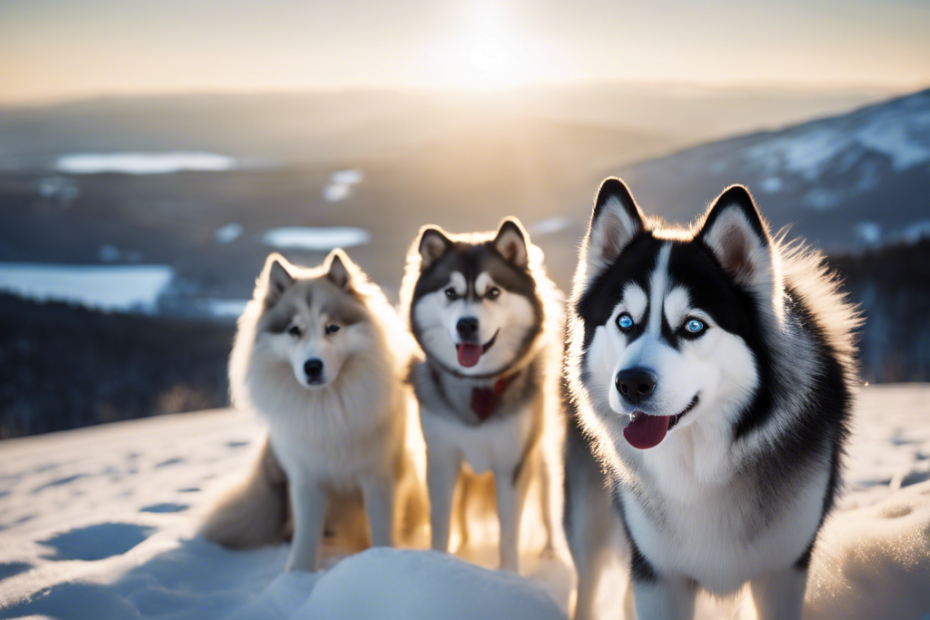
[2,0,929,104]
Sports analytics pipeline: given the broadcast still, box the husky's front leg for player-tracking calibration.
[749,566,807,620]
[361,475,395,547]
[632,575,696,620]
[286,479,327,572]
[427,457,459,553]
[495,463,530,571]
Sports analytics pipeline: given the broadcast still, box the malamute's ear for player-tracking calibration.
[697,185,773,288]
[260,253,294,305]
[584,177,645,278]
[493,218,529,269]
[418,226,452,270]
[324,249,352,289]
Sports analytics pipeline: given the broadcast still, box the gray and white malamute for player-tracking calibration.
[200,250,425,572]
[563,179,858,620]
[402,218,563,571]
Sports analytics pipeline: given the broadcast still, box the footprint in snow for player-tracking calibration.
[39,523,156,561]
[155,458,184,469]
[31,474,90,494]
[140,503,189,514]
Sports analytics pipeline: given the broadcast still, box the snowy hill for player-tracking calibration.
[617,89,930,251]
[2,384,930,619]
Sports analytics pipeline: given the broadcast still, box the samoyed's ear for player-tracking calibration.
[583,177,645,280]
[492,218,529,269]
[324,249,352,289]
[417,226,452,270]
[697,185,773,289]
[260,253,294,305]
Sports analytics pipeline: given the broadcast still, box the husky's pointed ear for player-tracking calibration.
[493,217,529,269]
[584,178,645,278]
[324,249,352,289]
[697,185,773,288]
[260,253,294,305]
[418,226,452,270]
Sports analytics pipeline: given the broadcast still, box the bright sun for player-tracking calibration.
[430,3,543,90]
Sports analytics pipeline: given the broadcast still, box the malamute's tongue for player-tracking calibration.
[457,344,483,368]
[623,413,671,450]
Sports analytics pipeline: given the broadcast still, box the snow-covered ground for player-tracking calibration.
[1,384,929,619]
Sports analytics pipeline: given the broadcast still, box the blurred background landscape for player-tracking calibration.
[1,1,928,438]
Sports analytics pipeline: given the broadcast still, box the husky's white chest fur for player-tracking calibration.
[618,433,832,594]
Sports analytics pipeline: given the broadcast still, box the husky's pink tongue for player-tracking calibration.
[623,414,671,450]
[457,344,483,368]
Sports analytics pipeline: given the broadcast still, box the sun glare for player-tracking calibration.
[429,3,544,90]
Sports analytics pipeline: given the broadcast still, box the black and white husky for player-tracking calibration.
[563,178,858,620]
[402,218,563,571]
[200,250,425,572]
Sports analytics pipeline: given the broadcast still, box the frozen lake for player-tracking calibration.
[0,263,174,312]
[56,152,238,175]
[262,227,371,251]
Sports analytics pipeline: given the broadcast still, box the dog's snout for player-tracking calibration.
[303,358,324,382]
[456,317,479,340]
[616,367,657,404]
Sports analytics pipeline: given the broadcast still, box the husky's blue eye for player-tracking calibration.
[325,324,340,335]
[444,288,458,301]
[685,319,706,335]
[616,313,634,332]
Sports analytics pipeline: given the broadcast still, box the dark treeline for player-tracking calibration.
[0,295,234,438]
[1,239,928,439]
[827,238,930,384]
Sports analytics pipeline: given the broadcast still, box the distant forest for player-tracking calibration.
[1,239,928,439]
[0,295,233,438]
[829,239,930,384]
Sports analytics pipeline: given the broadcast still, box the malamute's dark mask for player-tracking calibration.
[410,218,544,377]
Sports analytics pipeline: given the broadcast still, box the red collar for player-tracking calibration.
[470,374,515,422]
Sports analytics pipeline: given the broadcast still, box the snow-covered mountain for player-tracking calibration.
[618,89,930,251]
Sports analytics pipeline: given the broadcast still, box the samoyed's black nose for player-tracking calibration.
[456,317,479,341]
[616,367,657,404]
[304,358,324,382]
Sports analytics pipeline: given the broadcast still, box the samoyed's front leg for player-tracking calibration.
[286,480,327,572]
[427,458,459,553]
[749,567,807,620]
[632,576,695,620]
[495,464,530,572]
[361,476,395,547]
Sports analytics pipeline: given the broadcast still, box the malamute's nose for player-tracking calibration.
[304,358,324,382]
[456,317,479,341]
[616,367,657,404]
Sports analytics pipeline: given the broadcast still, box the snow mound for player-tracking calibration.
[805,480,930,620]
[228,549,566,620]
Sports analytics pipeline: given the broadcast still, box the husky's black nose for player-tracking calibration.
[304,358,324,382]
[456,317,479,341]
[616,368,657,404]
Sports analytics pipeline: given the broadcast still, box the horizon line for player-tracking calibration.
[2,77,923,111]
